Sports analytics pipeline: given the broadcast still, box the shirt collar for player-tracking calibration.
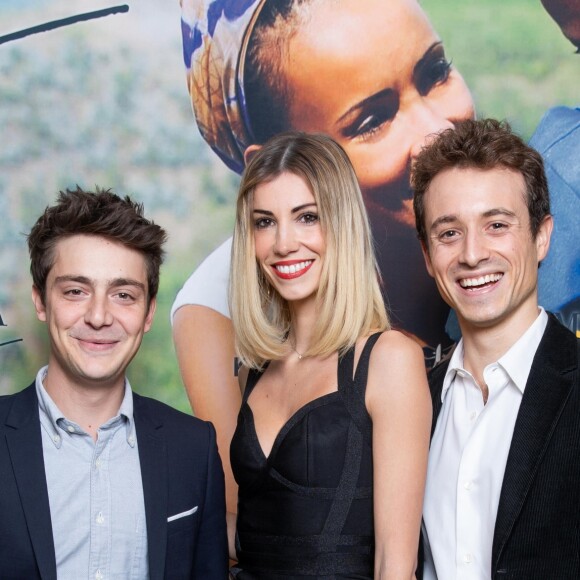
[36,366,136,448]
[440,308,548,401]
[441,341,466,401]
[496,308,548,393]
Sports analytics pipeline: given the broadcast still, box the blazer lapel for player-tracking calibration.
[134,394,167,580]
[428,360,449,438]
[492,317,577,568]
[5,384,57,580]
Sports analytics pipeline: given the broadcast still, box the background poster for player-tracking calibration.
[1,0,578,410]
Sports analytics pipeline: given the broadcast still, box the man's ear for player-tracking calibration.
[32,286,47,322]
[144,297,157,333]
[420,240,435,278]
[535,214,554,263]
[243,144,262,166]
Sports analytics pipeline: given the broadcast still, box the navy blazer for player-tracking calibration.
[428,315,580,579]
[0,384,228,580]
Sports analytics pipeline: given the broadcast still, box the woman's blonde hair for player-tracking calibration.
[230,132,389,368]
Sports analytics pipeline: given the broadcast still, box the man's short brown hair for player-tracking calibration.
[412,118,550,245]
[28,186,167,305]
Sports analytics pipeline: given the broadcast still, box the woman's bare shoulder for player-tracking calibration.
[365,330,429,406]
[370,329,425,363]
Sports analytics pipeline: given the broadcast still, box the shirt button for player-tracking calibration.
[463,553,473,564]
[469,411,477,421]
[96,512,105,524]
[53,435,60,443]
[463,480,473,490]
[67,425,75,433]
[95,457,101,468]
[95,570,103,580]
[128,435,135,445]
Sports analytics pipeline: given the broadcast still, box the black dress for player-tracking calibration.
[230,333,382,579]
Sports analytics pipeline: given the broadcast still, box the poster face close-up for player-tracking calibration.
[1,0,578,407]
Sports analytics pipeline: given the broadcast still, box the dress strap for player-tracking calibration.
[354,332,383,391]
[317,421,364,556]
[241,365,267,404]
[337,332,383,443]
[316,334,382,563]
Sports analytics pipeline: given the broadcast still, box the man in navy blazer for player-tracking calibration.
[413,120,579,579]
[0,187,228,579]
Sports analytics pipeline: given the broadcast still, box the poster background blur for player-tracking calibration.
[0,0,577,410]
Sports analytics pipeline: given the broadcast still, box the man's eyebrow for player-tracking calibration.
[429,215,458,232]
[53,275,145,291]
[482,208,518,219]
[110,278,146,291]
[53,275,91,285]
[429,208,519,232]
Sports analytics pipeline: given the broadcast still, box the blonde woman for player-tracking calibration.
[174,0,473,517]
[228,132,431,579]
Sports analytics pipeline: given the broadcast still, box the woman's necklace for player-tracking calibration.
[290,341,304,360]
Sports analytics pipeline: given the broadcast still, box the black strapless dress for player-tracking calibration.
[230,333,382,579]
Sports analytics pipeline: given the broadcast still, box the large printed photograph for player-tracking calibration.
[1,0,578,415]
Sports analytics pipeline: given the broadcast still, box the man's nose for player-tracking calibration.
[459,229,490,267]
[84,295,114,328]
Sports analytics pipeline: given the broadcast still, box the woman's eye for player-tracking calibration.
[342,91,399,140]
[417,57,451,96]
[355,113,388,138]
[254,218,273,229]
[353,105,398,139]
[299,213,319,224]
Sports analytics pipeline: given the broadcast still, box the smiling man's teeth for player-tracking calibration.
[460,273,503,288]
[275,260,312,274]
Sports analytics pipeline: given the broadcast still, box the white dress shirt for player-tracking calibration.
[423,309,548,580]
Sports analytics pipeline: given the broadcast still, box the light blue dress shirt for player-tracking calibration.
[36,367,149,580]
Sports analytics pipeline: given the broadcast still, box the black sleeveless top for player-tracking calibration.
[230,333,382,579]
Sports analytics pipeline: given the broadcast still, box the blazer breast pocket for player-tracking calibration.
[167,505,198,534]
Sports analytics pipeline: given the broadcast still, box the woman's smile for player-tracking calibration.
[272,259,314,279]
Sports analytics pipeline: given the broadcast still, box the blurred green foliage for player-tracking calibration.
[424,0,578,138]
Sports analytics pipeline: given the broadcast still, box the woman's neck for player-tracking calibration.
[288,299,318,354]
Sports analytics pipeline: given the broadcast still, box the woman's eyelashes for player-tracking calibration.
[414,43,452,96]
[416,57,451,96]
[341,46,452,142]
[343,91,399,141]
[254,212,319,229]
[299,212,319,225]
[254,216,274,229]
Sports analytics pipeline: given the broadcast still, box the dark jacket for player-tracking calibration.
[428,315,580,579]
[0,384,228,579]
